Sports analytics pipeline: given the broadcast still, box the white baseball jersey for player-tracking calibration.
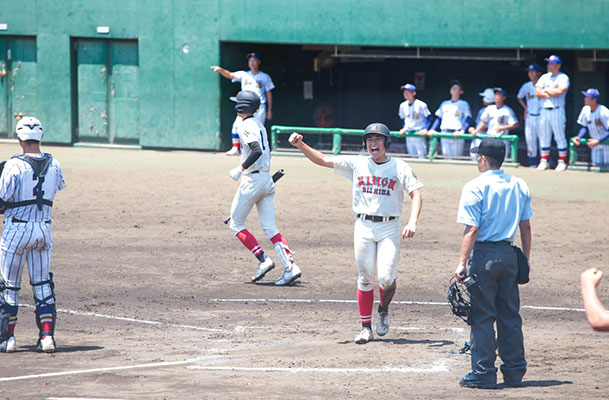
[232,70,275,104]
[480,105,518,136]
[0,155,65,221]
[332,156,423,216]
[517,81,541,115]
[536,72,569,109]
[238,116,271,174]
[435,100,472,130]
[577,105,609,140]
[398,99,431,131]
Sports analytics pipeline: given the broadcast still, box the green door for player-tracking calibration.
[0,37,38,138]
[75,39,139,144]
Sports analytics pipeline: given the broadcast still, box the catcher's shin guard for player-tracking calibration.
[0,278,19,343]
[273,242,294,271]
[31,273,56,338]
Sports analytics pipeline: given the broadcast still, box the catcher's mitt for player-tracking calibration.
[447,274,480,325]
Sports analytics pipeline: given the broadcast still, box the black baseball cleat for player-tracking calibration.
[459,373,497,389]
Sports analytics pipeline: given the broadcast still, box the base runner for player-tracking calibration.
[289,123,423,344]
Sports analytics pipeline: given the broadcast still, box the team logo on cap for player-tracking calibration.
[370,125,378,132]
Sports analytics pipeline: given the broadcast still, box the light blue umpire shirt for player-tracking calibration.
[457,169,533,242]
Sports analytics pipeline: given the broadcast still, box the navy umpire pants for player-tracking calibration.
[468,241,527,384]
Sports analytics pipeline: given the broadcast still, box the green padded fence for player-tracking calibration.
[270,125,519,163]
[568,137,609,166]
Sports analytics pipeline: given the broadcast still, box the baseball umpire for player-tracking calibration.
[0,117,66,353]
[455,137,532,388]
[227,91,301,286]
[289,123,423,344]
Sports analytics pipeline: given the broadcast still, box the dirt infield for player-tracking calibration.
[0,143,608,399]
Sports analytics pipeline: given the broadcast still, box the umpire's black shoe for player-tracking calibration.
[459,373,497,389]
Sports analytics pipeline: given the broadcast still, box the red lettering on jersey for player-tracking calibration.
[366,176,371,185]
[357,176,365,186]
[372,176,381,186]
[388,179,396,190]
[381,177,388,187]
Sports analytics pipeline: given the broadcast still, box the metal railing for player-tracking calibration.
[568,137,609,166]
[270,125,519,163]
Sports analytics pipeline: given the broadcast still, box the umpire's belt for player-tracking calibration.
[476,240,512,246]
[11,218,51,224]
[357,214,397,222]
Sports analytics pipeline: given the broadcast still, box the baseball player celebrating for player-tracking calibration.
[428,80,473,158]
[227,91,301,286]
[468,88,519,159]
[211,52,275,156]
[517,64,543,167]
[398,83,433,158]
[0,117,65,353]
[288,123,423,344]
[573,88,609,167]
[535,55,570,171]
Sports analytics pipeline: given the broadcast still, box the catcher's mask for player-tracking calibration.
[447,274,480,325]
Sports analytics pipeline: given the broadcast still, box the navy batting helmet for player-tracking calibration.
[230,90,260,114]
[362,122,391,149]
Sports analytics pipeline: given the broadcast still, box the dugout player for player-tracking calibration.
[581,268,609,331]
[468,88,519,160]
[211,52,275,156]
[227,91,301,286]
[535,55,569,171]
[0,117,66,353]
[517,64,543,167]
[468,88,495,161]
[455,137,532,388]
[429,80,473,159]
[398,83,433,158]
[288,123,423,344]
[572,88,609,167]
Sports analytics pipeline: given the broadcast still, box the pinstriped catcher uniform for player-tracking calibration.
[0,117,65,353]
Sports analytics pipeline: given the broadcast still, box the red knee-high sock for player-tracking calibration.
[357,289,374,328]
[270,233,291,254]
[236,229,265,261]
[379,283,396,311]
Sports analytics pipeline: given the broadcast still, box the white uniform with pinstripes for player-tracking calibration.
[517,81,542,158]
[435,99,472,157]
[577,104,609,165]
[0,154,65,307]
[536,72,569,150]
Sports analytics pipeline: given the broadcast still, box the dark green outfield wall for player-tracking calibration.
[0,1,608,150]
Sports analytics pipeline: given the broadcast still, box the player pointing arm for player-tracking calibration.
[289,125,423,344]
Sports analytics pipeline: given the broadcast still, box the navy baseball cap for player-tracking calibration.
[400,83,416,91]
[470,137,506,164]
[246,52,261,60]
[527,63,542,72]
[582,88,600,99]
[450,79,463,89]
[494,87,507,96]
[545,55,562,64]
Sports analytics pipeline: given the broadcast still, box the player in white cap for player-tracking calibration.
[573,88,609,167]
[428,80,473,158]
[469,88,495,160]
[288,123,423,344]
[517,64,543,167]
[468,88,519,160]
[211,52,275,156]
[535,55,569,171]
[398,83,433,158]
